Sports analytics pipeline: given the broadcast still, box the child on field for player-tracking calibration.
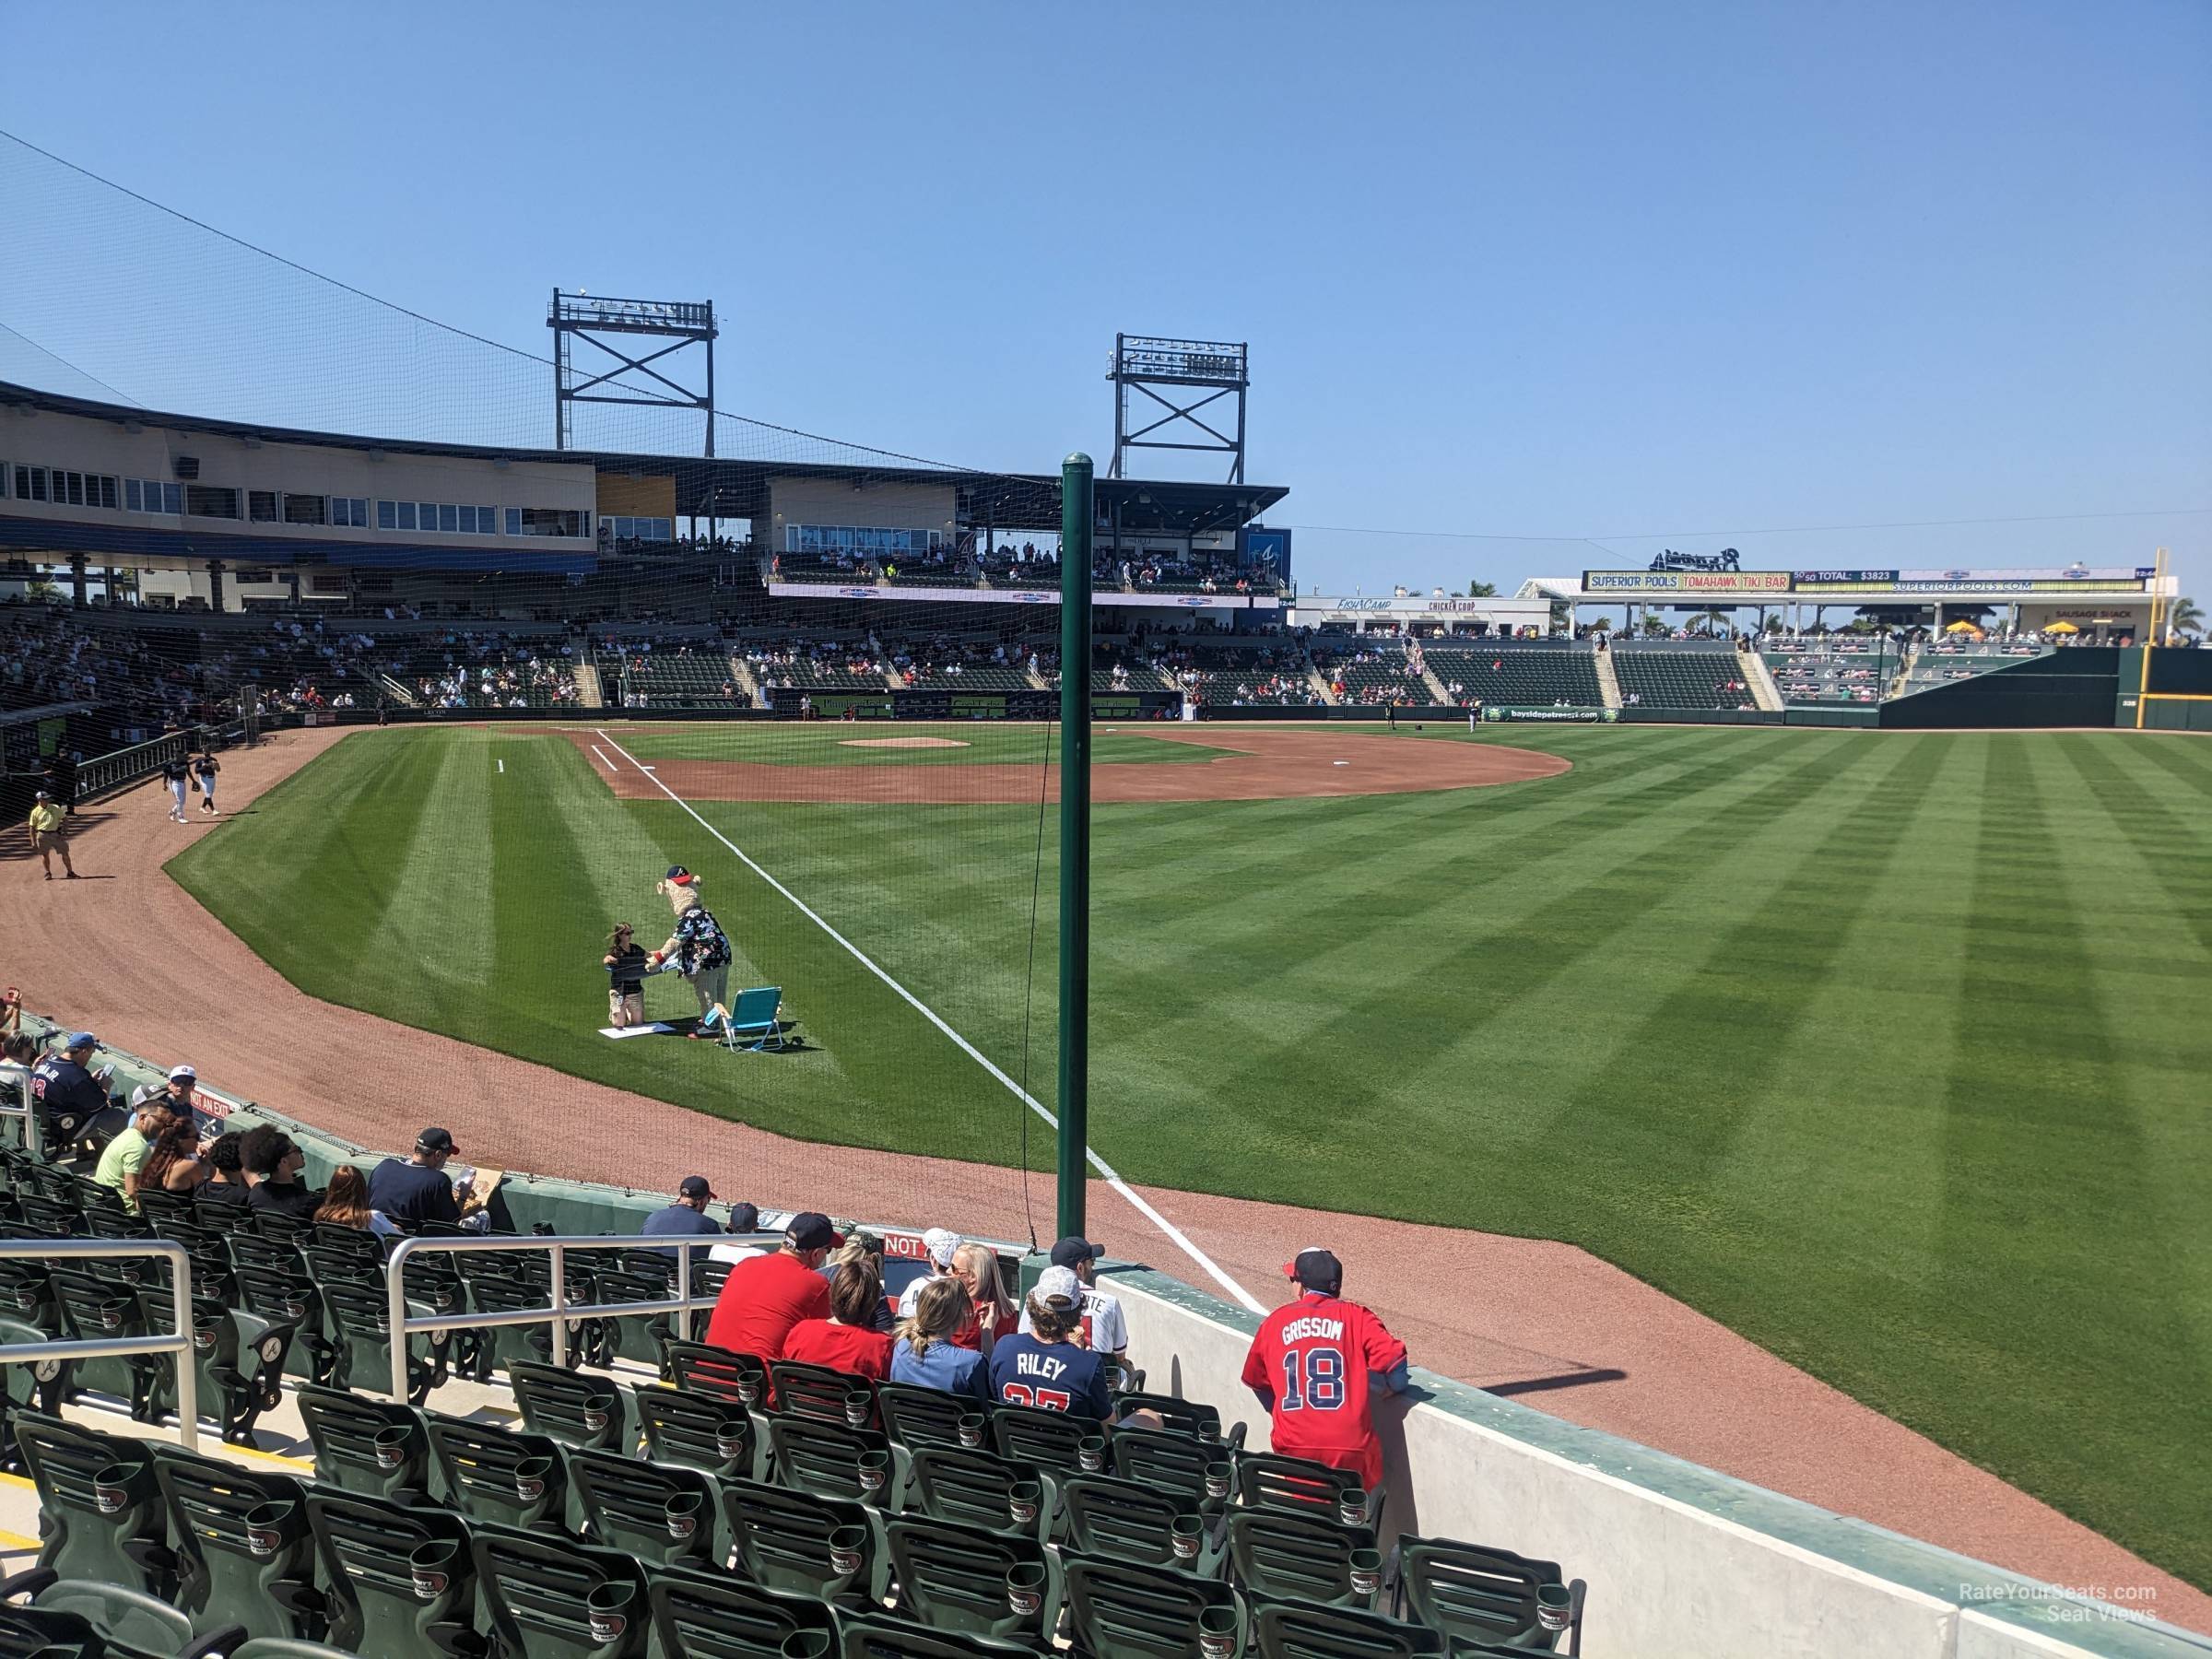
[604,924,649,1029]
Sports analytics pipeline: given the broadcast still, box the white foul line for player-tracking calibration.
[592,727,1263,1313]
[497,759,505,774]
[588,745,616,772]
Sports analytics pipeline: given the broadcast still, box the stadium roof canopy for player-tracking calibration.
[0,381,1287,537]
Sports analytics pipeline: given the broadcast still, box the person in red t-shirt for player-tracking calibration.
[1241,1247,1409,1489]
[705,1211,836,1359]
[782,1258,895,1380]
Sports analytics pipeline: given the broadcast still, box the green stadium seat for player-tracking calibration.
[585,1264,677,1372]
[134,1290,293,1446]
[0,1567,241,1659]
[1059,1476,1221,1577]
[1058,1549,1241,1659]
[147,1444,318,1642]
[44,1266,150,1414]
[292,1383,432,1502]
[231,1641,360,1659]
[717,1477,883,1604]
[10,1413,173,1599]
[829,1613,1045,1659]
[250,1209,316,1246]
[877,1384,985,1453]
[507,1360,631,1453]
[319,1277,450,1405]
[666,1341,771,1410]
[565,1447,719,1571]
[770,1360,877,1430]
[0,1315,68,1456]
[633,1382,760,1482]
[989,1403,1106,1480]
[470,1523,648,1659]
[1110,1394,1238,1446]
[765,1416,904,1509]
[904,1445,1050,1543]
[1233,1451,1384,1530]
[1108,1429,1230,1514]
[423,1413,568,1533]
[1226,1509,1382,1609]
[462,1272,577,1382]
[1390,1537,1583,1654]
[301,1486,476,1659]
[1249,1596,1441,1659]
[884,1515,1058,1642]
[641,1559,839,1659]
[229,1262,336,1384]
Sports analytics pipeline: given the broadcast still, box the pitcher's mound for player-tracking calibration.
[839,736,971,749]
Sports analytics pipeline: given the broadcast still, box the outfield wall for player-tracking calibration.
[19,1015,2209,1658]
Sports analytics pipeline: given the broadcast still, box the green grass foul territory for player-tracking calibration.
[168,723,2212,1591]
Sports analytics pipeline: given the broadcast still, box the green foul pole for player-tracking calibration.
[1056,453,1094,1243]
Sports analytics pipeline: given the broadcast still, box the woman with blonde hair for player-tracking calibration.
[889,1277,989,1399]
[952,1242,1015,1353]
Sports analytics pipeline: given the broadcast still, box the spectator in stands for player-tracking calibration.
[194,1132,250,1208]
[93,1095,177,1213]
[242,1125,316,1218]
[368,1125,472,1227]
[26,791,76,881]
[137,1104,207,1194]
[1241,1248,1408,1489]
[0,1034,33,1109]
[782,1258,896,1380]
[0,988,17,1042]
[952,1242,1016,1353]
[642,1175,726,1259]
[890,1277,990,1400]
[704,1210,835,1359]
[314,1164,377,1230]
[30,1031,109,1153]
[895,1227,963,1320]
[1019,1236,1128,1358]
[990,1266,1114,1419]
[829,1234,899,1332]
[128,1063,199,1117]
[707,1200,767,1265]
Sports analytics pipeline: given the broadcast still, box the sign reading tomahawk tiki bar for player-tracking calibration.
[1582,571,1793,594]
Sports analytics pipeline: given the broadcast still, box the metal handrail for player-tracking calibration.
[0,1089,44,1159]
[384,1231,750,1405]
[0,1238,196,1452]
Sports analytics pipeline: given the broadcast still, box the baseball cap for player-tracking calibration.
[677,1175,715,1201]
[785,1211,837,1251]
[65,1031,97,1051]
[922,1227,962,1268]
[664,865,694,884]
[1285,1248,1343,1291]
[416,1127,458,1155]
[167,1065,196,1083]
[33,789,51,800]
[1049,1236,1104,1269]
[1033,1265,1083,1307]
[726,1201,761,1233]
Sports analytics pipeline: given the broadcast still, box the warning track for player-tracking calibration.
[564,724,1571,804]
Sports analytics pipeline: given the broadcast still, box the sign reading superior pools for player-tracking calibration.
[1582,567,2152,596]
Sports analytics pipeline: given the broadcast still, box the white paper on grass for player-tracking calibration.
[599,1023,676,1039]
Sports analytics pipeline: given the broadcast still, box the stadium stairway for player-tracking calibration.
[1594,650,1623,710]
[1742,650,1783,712]
[728,656,762,705]
[1305,664,1339,704]
[572,661,606,709]
[1416,661,1452,702]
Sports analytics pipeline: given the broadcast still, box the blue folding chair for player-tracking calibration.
[723,986,789,1052]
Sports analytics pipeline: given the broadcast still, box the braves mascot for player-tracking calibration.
[650,865,734,1038]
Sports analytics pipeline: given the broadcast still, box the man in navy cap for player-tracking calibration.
[29,1032,109,1157]
[1018,1236,1128,1359]
[641,1174,727,1266]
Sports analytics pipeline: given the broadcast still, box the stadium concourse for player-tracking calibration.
[5,728,2207,1638]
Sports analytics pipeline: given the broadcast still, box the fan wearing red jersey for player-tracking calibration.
[782,1257,896,1381]
[1240,1247,1409,1489]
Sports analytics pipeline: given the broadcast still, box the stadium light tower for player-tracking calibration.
[1107,334,1249,483]
[548,290,719,455]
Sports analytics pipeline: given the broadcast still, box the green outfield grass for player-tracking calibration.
[604,724,1232,766]
[168,724,2212,1588]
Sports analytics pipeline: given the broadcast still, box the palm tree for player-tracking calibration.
[2167,596,2203,641]
[1466,580,1498,598]
[1693,606,1729,638]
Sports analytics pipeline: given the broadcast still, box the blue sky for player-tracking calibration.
[3,1,2207,600]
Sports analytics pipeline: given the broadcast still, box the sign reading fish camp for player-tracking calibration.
[1582,571,1793,594]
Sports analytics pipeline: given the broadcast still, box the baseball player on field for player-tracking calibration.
[650,865,734,1038]
[1241,1247,1409,1490]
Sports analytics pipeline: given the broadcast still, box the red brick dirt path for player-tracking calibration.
[3,727,2202,1631]
[560,724,1571,803]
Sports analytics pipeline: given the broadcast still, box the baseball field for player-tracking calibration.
[166,721,2212,1590]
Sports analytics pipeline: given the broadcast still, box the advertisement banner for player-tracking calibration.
[1479,706,1618,723]
[1581,571,1792,594]
[767,582,1278,610]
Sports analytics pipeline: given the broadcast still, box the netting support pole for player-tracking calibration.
[1057,453,1095,1242]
